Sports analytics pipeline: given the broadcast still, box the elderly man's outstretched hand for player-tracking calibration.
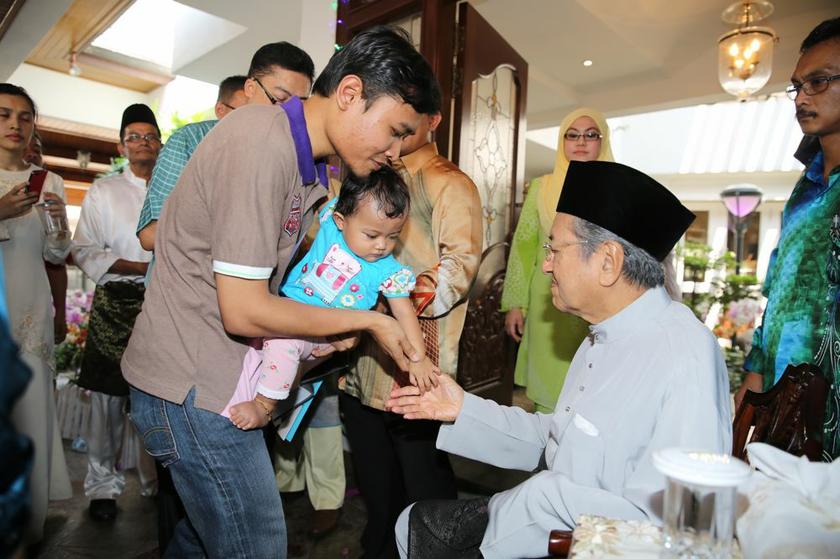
[386,373,465,422]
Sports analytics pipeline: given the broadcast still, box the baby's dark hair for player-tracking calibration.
[335,167,410,219]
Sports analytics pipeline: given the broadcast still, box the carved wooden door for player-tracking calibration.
[336,0,458,157]
[452,2,527,405]
[337,1,527,405]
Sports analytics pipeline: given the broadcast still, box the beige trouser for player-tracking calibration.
[274,425,345,510]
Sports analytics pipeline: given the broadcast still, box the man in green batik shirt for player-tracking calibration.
[736,17,840,460]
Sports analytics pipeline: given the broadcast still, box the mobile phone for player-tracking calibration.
[27,169,47,197]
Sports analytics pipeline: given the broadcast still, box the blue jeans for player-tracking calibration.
[129,386,286,558]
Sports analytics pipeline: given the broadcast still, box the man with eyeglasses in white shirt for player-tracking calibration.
[71,103,162,522]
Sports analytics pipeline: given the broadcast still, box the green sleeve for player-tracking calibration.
[744,323,765,373]
[501,178,542,313]
[743,247,778,385]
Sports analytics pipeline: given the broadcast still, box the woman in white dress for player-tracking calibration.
[0,83,72,543]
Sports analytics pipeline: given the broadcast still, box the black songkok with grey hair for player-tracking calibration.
[556,161,695,261]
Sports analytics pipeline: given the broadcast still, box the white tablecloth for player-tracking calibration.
[736,443,840,559]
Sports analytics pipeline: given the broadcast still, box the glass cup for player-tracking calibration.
[35,199,70,240]
[653,448,750,559]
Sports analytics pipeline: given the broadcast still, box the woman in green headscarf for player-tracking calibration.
[501,108,614,413]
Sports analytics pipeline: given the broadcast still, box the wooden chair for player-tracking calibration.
[547,530,573,557]
[733,362,830,462]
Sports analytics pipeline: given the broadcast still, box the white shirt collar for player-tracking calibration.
[122,165,147,188]
[589,286,671,344]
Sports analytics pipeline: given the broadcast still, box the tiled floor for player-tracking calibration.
[33,389,534,558]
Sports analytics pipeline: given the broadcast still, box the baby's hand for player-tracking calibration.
[408,356,440,393]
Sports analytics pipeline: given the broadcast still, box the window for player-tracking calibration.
[727,212,761,275]
[685,211,709,244]
[90,0,245,73]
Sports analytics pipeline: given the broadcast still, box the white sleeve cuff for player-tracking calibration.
[212,260,273,280]
[256,384,291,400]
[70,243,116,282]
[43,237,71,266]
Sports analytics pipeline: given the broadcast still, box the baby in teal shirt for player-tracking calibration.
[224,167,440,429]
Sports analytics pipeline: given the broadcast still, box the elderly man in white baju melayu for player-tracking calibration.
[388,160,733,559]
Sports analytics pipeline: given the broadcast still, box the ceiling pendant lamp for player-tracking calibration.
[718,1,777,100]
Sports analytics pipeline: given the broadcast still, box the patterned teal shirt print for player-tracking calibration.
[746,152,840,388]
[136,119,218,233]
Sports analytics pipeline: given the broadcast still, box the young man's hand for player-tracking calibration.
[311,332,361,357]
[367,313,419,371]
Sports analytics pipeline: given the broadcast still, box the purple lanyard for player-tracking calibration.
[279,97,329,281]
[280,96,328,188]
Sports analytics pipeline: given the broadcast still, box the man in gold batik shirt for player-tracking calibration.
[340,110,483,558]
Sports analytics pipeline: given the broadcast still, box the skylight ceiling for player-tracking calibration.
[90,0,245,74]
[525,92,803,176]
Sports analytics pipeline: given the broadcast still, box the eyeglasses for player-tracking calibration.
[542,241,587,261]
[785,74,840,100]
[253,77,279,105]
[123,133,161,144]
[563,130,602,142]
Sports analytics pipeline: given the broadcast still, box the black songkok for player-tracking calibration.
[120,103,160,136]
[556,161,695,261]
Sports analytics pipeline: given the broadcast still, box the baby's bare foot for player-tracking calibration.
[229,401,270,430]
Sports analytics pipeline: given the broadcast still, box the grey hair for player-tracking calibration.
[572,216,665,289]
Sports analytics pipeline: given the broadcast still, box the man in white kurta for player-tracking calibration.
[71,104,159,521]
[74,165,153,285]
[389,161,732,559]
